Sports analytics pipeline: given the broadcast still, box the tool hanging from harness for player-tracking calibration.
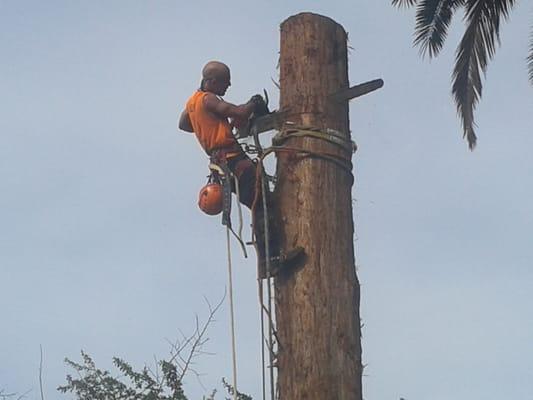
[198,171,224,216]
[208,148,237,227]
[198,145,250,258]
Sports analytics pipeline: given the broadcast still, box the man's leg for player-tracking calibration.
[228,155,278,276]
[228,154,303,278]
[228,155,256,209]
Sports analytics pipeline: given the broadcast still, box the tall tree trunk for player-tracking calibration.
[274,12,363,400]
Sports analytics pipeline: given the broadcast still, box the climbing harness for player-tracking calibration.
[207,158,248,257]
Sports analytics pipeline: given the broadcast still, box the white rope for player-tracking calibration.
[259,161,276,400]
[234,170,271,400]
[226,226,238,400]
[258,279,267,400]
[233,174,247,258]
[221,142,275,400]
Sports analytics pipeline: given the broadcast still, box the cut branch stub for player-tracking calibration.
[329,78,384,103]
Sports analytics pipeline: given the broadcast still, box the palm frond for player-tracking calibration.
[392,0,418,8]
[527,22,533,85]
[452,0,517,150]
[413,0,465,57]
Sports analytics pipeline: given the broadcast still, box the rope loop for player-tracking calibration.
[243,124,357,181]
[273,125,357,155]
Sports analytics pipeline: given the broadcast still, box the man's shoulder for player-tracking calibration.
[186,90,206,108]
[201,91,221,101]
[202,92,226,110]
[187,90,204,99]
[187,90,219,104]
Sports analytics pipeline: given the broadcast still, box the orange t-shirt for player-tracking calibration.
[186,90,237,155]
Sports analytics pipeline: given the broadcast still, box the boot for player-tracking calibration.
[266,246,305,278]
[253,207,275,279]
[254,207,304,279]
[252,183,305,278]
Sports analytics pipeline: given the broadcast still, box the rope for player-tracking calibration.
[221,166,247,399]
[226,226,238,400]
[216,124,273,400]
[269,125,355,176]
[248,123,277,400]
[222,123,353,400]
[208,122,358,400]
[211,163,248,258]
[221,124,355,400]
[260,161,276,400]
[232,173,247,258]
[222,165,254,398]
[245,124,357,400]
[247,128,355,180]
[273,126,357,154]
[220,148,267,399]
[258,280,267,400]
[263,145,353,178]
[229,227,247,258]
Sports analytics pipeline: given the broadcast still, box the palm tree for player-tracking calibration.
[392,0,533,149]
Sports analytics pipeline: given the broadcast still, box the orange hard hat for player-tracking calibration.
[198,182,223,215]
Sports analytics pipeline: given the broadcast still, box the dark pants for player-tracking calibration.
[226,152,278,275]
[226,153,257,209]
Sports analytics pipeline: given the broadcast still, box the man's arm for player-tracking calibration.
[178,110,194,132]
[203,93,255,121]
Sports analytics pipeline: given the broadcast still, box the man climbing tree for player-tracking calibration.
[179,61,260,208]
[178,61,302,276]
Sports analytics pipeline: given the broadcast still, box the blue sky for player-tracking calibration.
[1,1,532,399]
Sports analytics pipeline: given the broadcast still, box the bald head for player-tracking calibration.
[202,61,230,80]
[200,61,231,95]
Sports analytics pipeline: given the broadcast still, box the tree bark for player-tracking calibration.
[274,13,363,400]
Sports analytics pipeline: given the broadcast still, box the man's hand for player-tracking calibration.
[250,94,264,105]
[249,94,270,116]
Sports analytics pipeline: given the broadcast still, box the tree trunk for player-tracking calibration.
[274,13,363,400]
